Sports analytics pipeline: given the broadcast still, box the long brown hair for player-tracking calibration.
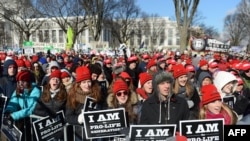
[173,79,194,98]
[107,77,138,123]
[67,81,102,109]
[41,82,67,103]
[199,103,238,125]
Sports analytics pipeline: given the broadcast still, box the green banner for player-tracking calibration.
[23,41,33,47]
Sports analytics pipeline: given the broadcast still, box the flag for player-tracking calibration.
[66,26,74,50]
[139,41,144,49]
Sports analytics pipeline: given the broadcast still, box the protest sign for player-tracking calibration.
[83,96,99,112]
[0,95,7,129]
[223,96,234,109]
[129,124,176,140]
[180,119,224,141]
[1,124,22,141]
[32,110,65,141]
[84,108,127,139]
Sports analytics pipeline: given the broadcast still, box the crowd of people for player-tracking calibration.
[0,48,250,141]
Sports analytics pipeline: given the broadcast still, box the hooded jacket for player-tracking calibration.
[213,71,237,98]
[0,59,18,99]
[139,71,189,130]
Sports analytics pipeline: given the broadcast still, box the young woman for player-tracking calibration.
[33,69,67,140]
[65,66,102,141]
[3,70,41,141]
[199,84,237,125]
[106,77,140,140]
[136,72,153,102]
[172,64,200,120]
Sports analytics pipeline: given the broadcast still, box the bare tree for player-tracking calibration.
[139,14,166,51]
[237,0,250,51]
[36,0,88,48]
[81,0,117,42]
[173,0,200,52]
[107,0,140,46]
[0,0,44,46]
[224,13,247,46]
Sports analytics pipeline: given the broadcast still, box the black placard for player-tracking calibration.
[32,110,65,141]
[180,119,224,141]
[84,108,127,139]
[129,124,176,140]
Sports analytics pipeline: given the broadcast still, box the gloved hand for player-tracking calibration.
[3,113,14,128]
[77,112,84,124]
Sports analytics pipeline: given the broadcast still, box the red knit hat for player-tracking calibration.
[209,61,218,69]
[50,69,61,79]
[32,55,39,63]
[199,59,208,67]
[16,70,31,82]
[113,79,128,95]
[146,59,157,69]
[61,71,70,79]
[25,60,31,68]
[201,84,221,106]
[185,64,195,72]
[75,66,91,82]
[119,72,131,80]
[240,62,250,71]
[16,59,26,67]
[173,64,187,78]
[236,77,243,85]
[139,72,152,87]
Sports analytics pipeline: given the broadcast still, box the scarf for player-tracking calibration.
[206,110,231,125]
[50,88,60,98]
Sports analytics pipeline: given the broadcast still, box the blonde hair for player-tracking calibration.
[199,103,238,125]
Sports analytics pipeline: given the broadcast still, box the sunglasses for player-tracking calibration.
[245,70,250,73]
[116,91,128,97]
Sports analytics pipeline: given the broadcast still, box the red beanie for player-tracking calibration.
[50,69,61,79]
[113,79,128,95]
[32,55,39,63]
[173,64,187,79]
[16,70,31,82]
[119,72,131,80]
[236,77,243,85]
[201,84,221,106]
[209,61,218,69]
[61,71,70,79]
[16,59,25,67]
[139,72,152,87]
[25,60,31,68]
[75,66,91,82]
[146,59,157,69]
[185,64,195,72]
[199,59,208,67]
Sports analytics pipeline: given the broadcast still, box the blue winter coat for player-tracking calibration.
[5,83,41,121]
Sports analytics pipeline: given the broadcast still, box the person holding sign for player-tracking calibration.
[65,66,102,141]
[107,77,139,124]
[140,71,189,131]
[3,70,41,141]
[33,70,67,140]
[199,84,237,125]
[107,77,140,140]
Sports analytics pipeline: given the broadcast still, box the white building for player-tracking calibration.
[7,16,180,53]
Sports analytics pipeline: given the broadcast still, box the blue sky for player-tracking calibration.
[136,0,241,33]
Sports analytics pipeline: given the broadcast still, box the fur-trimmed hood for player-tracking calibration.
[106,90,138,108]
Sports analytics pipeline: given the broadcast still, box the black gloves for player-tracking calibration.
[3,112,14,128]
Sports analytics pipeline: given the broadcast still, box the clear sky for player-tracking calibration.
[136,0,241,33]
